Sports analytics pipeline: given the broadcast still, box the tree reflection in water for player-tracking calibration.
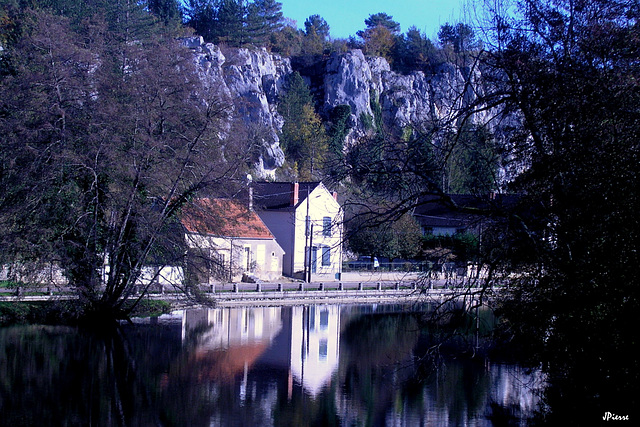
[0,304,544,426]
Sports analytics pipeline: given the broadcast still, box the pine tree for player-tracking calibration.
[246,0,284,47]
[278,72,327,179]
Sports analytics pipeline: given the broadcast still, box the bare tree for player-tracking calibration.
[0,9,248,321]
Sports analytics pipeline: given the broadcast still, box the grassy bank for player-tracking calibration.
[0,299,173,326]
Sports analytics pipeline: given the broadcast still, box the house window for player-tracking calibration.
[322,216,332,236]
[319,309,329,330]
[322,246,331,266]
[319,339,328,361]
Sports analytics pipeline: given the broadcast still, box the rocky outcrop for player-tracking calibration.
[185,37,290,178]
[322,50,485,143]
[184,38,494,175]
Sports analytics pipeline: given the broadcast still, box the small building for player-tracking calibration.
[252,182,343,281]
[412,193,522,236]
[182,198,285,283]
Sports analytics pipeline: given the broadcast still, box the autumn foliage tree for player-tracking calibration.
[277,71,327,179]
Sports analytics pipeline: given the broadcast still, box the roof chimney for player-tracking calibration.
[290,182,299,206]
[332,191,338,201]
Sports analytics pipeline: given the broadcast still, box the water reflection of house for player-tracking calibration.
[180,308,283,383]
[290,305,341,396]
[179,305,341,397]
[183,307,283,349]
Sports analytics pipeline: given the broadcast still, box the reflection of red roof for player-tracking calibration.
[182,198,274,239]
[180,343,269,383]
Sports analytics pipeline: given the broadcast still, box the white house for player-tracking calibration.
[182,198,285,283]
[252,182,343,281]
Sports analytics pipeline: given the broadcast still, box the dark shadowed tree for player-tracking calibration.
[445,124,500,195]
[277,71,328,179]
[475,0,640,422]
[183,0,218,42]
[346,209,422,266]
[438,23,477,53]
[0,9,246,322]
[147,0,183,27]
[214,0,247,46]
[394,26,438,72]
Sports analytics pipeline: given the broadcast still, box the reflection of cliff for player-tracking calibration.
[290,305,341,397]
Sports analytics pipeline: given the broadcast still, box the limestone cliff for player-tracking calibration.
[185,36,290,178]
[184,37,497,177]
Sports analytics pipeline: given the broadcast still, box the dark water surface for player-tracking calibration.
[0,304,544,426]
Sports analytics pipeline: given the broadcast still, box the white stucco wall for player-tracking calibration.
[254,183,343,279]
[293,185,343,280]
[185,233,284,282]
[255,210,295,276]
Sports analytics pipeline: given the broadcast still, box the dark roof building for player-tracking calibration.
[412,193,522,236]
[252,182,322,210]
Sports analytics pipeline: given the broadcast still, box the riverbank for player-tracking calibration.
[0,278,491,314]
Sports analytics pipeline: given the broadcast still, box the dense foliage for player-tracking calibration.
[1,0,637,421]
[0,4,247,321]
[277,71,327,179]
[478,0,640,422]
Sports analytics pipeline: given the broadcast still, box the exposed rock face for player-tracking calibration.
[322,50,482,143]
[184,37,290,178]
[184,38,494,175]
[322,50,386,135]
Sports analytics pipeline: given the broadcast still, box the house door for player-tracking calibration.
[310,246,318,273]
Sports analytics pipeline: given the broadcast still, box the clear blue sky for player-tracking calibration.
[279,0,466,39]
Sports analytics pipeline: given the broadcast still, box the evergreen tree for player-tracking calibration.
[395,26,438,72]
[278,72,327,179]
[183,0,218,42]
[301,14,329,56]
[214,0,247,46]
[246,0,284,46]
[147,0,183,27]
[357,13,400,62]
[438,22,477,53]
[363,12,400,34]
[445,125,499,195]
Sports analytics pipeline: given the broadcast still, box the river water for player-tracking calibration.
[0,304,545,426]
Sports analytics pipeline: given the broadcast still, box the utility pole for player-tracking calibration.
[304,185,310,282]
[307,223,314,283]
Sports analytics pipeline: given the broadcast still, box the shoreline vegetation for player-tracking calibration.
[0,299,174,326]
[0,277,491,326]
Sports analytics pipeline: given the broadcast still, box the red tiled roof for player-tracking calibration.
[182,198,274,239]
